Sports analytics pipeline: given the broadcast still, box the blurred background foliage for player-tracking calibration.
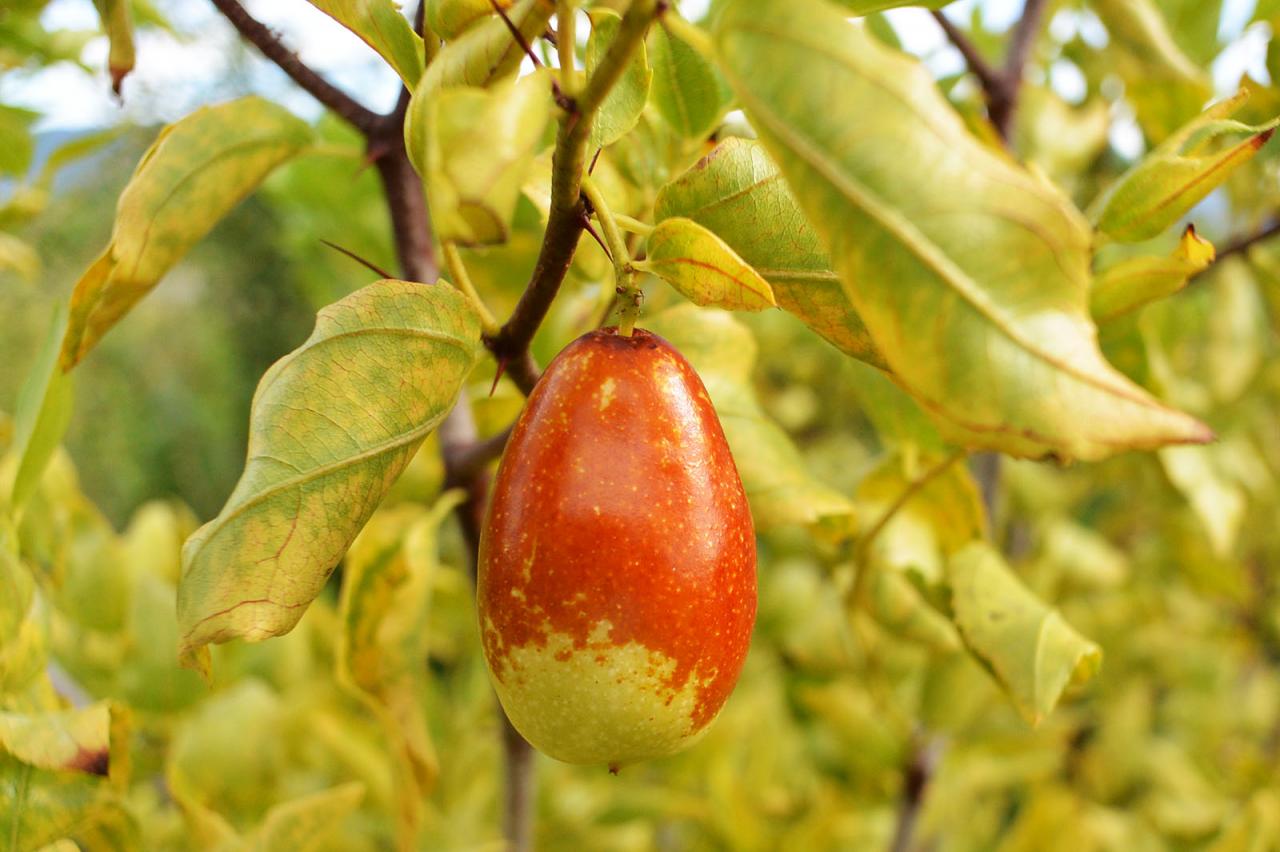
[3,0,1280,849]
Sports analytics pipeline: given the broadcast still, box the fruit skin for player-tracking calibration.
[477,327,757,766]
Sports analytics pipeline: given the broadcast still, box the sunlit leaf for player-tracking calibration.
[1091,225,1215,323]
[408,71,551,246]
[417,0,553,92]
[655,137,883,366]
[646,305,857,541]
[649,20,727,139]
[637,217,776,311]
[586,9,652,150]
[90,0,134,93]
[1096,93,1278,243]
[307,0,425,86]
[8,305,73,514]
[0,701,126,780]
[948,541,1102,725]
[177,280,481,676]
[426,0,510,41]
[60,97,313,368]
[713,0,1210,461]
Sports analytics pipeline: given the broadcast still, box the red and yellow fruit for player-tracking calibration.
[477,327,756,767]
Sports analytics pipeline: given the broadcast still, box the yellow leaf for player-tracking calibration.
[638,217,777,311]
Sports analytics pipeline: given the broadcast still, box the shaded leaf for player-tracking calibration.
[307,0,425,86]
[60,97,313,368]
[646,305,857,541]
[337,494,461,842]
[637,217,776,311]
[845,359,947,456]
[586,9,652,150]
[1091,225,1215,323]
[1096,93,1278,243]
[948,541,1102,724]
[649,20,727,139]
[8,305,73,514]
[247,782,365,852]
[868,568,962,653]
[0,755,137,852]
[417,0,554,92]
[178,280,481,676]
[655,137,883,366]
[713,0,1210,461]
[91,0,134,93]
[408,72,551,246]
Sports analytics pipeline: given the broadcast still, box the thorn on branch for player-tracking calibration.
[320,239,396,280]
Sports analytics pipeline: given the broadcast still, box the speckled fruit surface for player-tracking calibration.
[477,327,757,767]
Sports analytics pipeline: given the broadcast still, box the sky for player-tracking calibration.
[3,0,1271,155]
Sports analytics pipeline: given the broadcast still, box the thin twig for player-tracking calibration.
[320,239,395,280]
[490,0,544,68]
[485,0,661,394]
[928,11,1003,101]
[209,0,381,134]
[1210,220,1280,266]
[889,734,945,852]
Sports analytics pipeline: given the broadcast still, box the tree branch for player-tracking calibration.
[208,0,381,135]
[485,0,661,394]
[1212,220,1280,265]
[932,0,1049,143]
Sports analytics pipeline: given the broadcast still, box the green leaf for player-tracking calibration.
[0,105,38,177]
[306,0,425,86]
[713,0,1211,461]
[947,541,1102,725]
[338,494,460,842]
[867,569,962,653]
[408,71,551,246]
[0,701,126,779]
[1159,445,1246,557]
[637,217,776,311]
[0,755,137,851]
[646,305,857,542]
[246,783,365,851]
[655,137,883,367]
[60,97,313,368]
[649,20,727,139]
[177,280,481,677]
[8,305,73,514]
[426,0,509,40]
[1096,93,1278,243]
[90,0,134,93]
[1091,225,1215,322]
[586,9,652,150]
[0,531,46,695]
[417,0,554,92]
[831,0,953,11]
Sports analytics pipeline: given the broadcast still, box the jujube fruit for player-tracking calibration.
[477,327,757,767]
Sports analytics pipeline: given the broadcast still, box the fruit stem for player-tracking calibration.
[581,175,642,336]
[442,241,501,336]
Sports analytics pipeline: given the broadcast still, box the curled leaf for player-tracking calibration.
[637,217,776,311]
[408,72,551,246]
[1096,92,1278,243]
[713,0,1210,461]
[655,138,883,366]
[91,0,135,94]
[178,280,481,676]
[948,541,1102,725]
[1092,225,1215,322]
[60,97,313,368]
[426,0,512,40]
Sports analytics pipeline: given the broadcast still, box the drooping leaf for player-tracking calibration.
[655,137,883,367]
[306,0,425,86]
[90,0,134,93]
[646,305,857,541]
[417,0,554,92]
[60,97,313,368]
[177,280,481,676]
[1096,93,1278,243]
[637,217,776,311]
[586,9,652,150]
[426,0,510,41]
[338,494,460,842]
[1091,225,1215,323]
[649,20,727,139]
[407,71,551,246]
[246,782,365,851]
[948,541,1102,725]
[713,0,1210,461]
[8,304,73,514]
[0,701,126,780]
